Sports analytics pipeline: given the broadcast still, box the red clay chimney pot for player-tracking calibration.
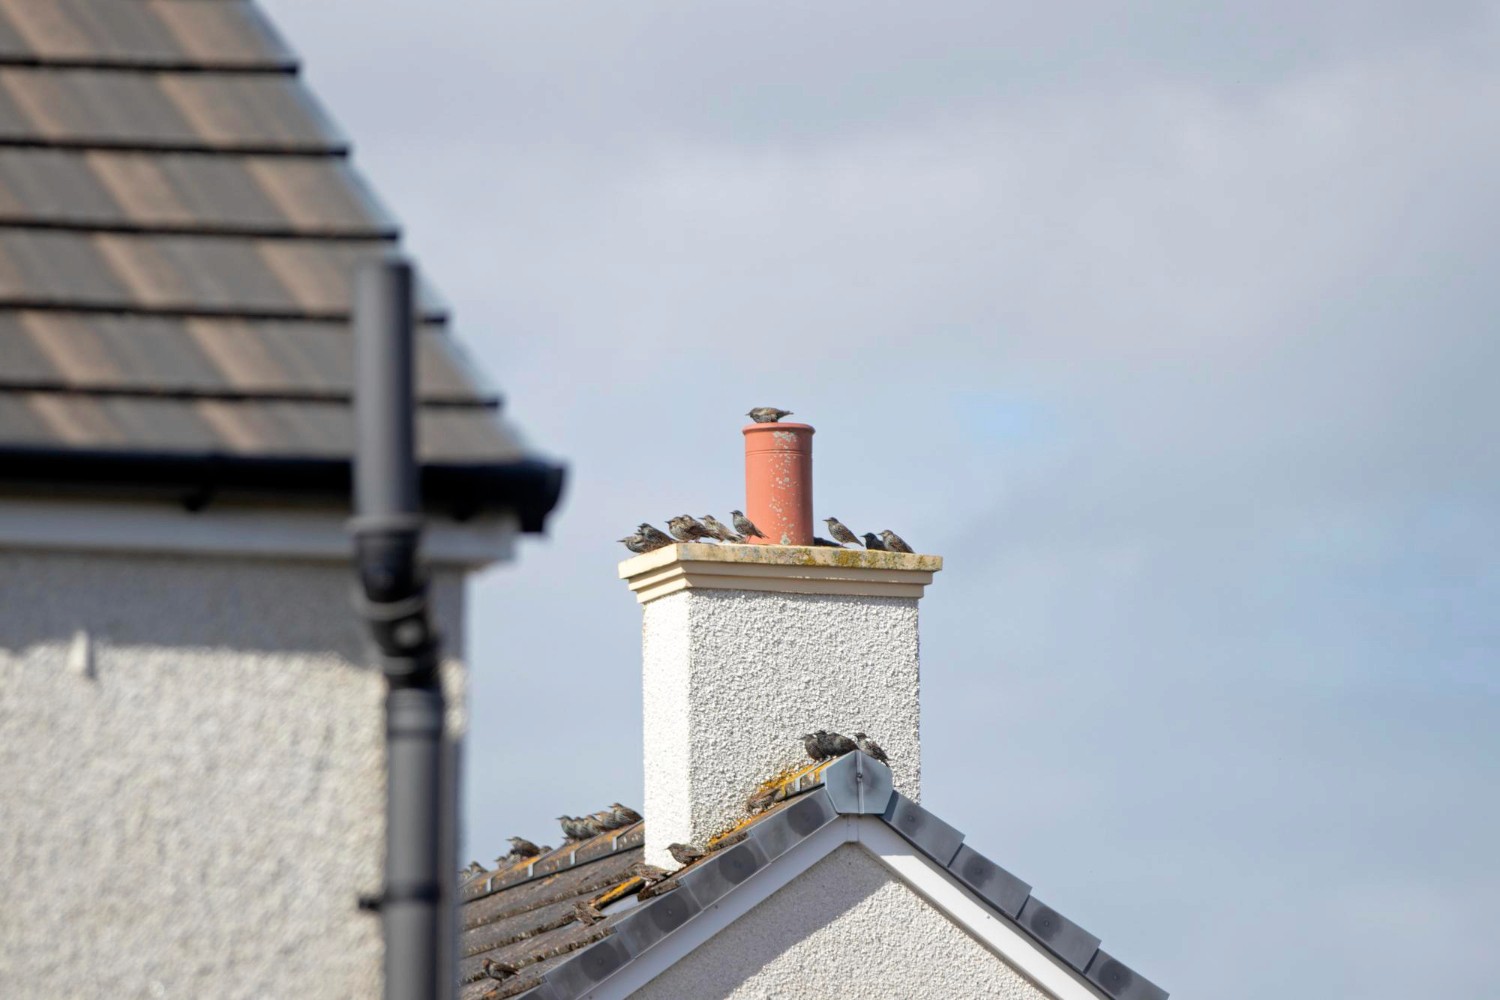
[743,422,814,546]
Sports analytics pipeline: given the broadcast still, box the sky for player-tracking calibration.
[262,3,1499,996]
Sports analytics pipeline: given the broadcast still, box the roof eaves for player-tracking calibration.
[526,753,1168,1000]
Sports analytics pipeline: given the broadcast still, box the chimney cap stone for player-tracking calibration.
[618,543,942,604]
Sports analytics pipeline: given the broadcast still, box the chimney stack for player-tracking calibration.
[620,418,941,870]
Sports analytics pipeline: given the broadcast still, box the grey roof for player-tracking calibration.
[0,0,561,524]
[464,754,1167,1000]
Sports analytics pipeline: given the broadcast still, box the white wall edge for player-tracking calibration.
[0,498,517,568]
[858,821,1108,1000]
[582,818,860,1000]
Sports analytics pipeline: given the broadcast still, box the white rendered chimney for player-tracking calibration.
[620,420,940,869]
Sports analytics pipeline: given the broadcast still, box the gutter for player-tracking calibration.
[0,447,564,531]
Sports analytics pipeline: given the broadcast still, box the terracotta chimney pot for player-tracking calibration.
[742,422,814,545]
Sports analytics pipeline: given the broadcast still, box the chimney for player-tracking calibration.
[620,418,941,870]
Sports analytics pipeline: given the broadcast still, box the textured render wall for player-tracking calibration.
[630,845,1051,1000]
[0,551,467,1000]
[642,589,919,868]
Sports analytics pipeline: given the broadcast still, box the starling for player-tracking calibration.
[879,529,914,554]
[746,785,777,813]
[625,861,672,886]
[699,515,744,543]
[592,809,628,831]
[852,732,889,764]
[637,523,674,548]
[747,407,793,423]
[861,532,887,551]
[823,518,860,547]
[730,510,767,540]
[573,899,604,926]
[811,537,842,547]
[618,534,652,554]
[803,732,829,761]
[557,815,594,842]
[610,803,643,826]
[666,842,706,867]
[667,515,714,543]
[482,958,517,981]
[637,875,680,899]
[816,730,858,758]
[501,837,543,862]
[464,860,485,876]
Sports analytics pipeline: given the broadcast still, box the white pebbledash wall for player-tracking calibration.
[628,844,1048,1000]
[0,545,471,1000]
[623,543,940,870]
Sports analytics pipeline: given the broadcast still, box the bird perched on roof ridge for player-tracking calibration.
[730,510,766,540]
[573,899,604,926]
[816,730,858,758]
[482,958,517,981]
[803,731,830,761]
[699,515,743,543]
[558,815,598,842]
[747,407,793,423]
[625,861,672,886]
[667,515,714,544]
[610,803,643,826]
[852,732,889,764]
[861,532,887,551]
[637,523,673,548]
[666,842,706,867]
[464,860,485,876]
[592,809,628,831]
[499,836,543,864]
[879,529,914,554]
[746,785,777,813]
[823,517,860,547]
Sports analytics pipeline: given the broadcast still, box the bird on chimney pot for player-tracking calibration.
[667,515,715,544]
[853,732,889,764]
[667,842,706,867]
[861,532,888,551]
[879,530,914,554]
[817,730,859,758]
[747,407,793,423]
[699,515,744,543]
[823,518,860,547]
[730,510,766,540]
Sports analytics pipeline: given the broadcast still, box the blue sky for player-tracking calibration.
[263,2,1499,994]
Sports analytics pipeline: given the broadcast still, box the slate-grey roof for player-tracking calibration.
[464,754,1168,1000]
[0,0,561,525]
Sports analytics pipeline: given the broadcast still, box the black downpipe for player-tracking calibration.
[351,257,447,1000]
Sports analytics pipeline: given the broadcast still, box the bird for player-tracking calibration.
[666,842,706,867]
[573,899,604,926]
[745,785,777,814]
[853,732,889,764]
[499,837,543,863]
[618,533,653,554]
[592,809,629,831]
[699,515,743,543]
[464,860,485,876]
[667,515,714,543]
[861,532,887,551]
[637,875,680,899]
[637,523,674,548]
[625,861,672,886]
[816,730,859,758]
[482,958,517,981]
[730,510,766,540]
[803,732,830,761]
[811,537,842,547]
[879,529,914,554]
[558,815,598,842]
[823,518,860,547]
[610,803,643,826]
[747,407,793,423]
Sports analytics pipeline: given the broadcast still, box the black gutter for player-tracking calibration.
[0,447,565,531]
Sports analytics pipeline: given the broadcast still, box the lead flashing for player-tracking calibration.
[1085,950,1169,1000]
[820,750,896,815]
[618,542,941,604]
[948,844,1031,918]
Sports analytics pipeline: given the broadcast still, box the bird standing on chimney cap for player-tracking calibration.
[699,515,744,543]
[861,532,888,551]
[667,515,714,543]
[730,510,766,539]
[747,407,793,423]
[823,518,860,546]
[618,533,652,554]
[879,530,913,554]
